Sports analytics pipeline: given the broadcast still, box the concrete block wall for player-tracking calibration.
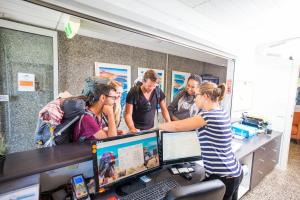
[58,31,226,104]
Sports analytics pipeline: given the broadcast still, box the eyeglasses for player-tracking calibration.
[105,95,117,100]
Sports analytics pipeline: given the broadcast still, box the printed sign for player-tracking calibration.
[0,95,9,102]
[226,79,233,94]
[18,73,35,92]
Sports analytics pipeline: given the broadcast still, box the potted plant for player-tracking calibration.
[0,134,7,174]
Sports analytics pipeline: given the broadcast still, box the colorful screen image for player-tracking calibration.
[72,175,88,198]
[95,132,159,187]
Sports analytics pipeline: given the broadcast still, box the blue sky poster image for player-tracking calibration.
[171,71,190,101]
[95,63,131,109]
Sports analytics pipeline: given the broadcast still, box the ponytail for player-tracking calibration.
[200,81,226,102]
[217,84,226,101]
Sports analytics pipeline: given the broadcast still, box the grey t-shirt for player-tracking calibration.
[168,90,199,120]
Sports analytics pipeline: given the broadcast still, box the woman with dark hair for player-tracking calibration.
[168,74,202,121]
[159,81,243,200]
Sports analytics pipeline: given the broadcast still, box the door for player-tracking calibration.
[0,22,58,153]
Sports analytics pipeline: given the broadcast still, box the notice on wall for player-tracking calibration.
[18,73,35,92]
[226,79,233,94]
[0,95,9,102]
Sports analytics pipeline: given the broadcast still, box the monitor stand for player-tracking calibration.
[171,162,194,168]
[115,179,145,196]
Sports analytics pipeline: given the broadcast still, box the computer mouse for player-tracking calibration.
[181,173,192,181]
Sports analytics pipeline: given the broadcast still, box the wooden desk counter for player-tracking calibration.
[0,142,91,183]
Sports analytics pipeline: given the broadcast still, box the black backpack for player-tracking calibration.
[34,98,86,145]
[54,98,86,144]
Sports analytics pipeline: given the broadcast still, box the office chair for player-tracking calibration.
[291,112,300,143]
[165,179,225,200]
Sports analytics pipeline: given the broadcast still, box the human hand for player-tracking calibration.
[103,127,108,132]
[129,128,139,133]
[117,130,127,135]
[102,105,114,116]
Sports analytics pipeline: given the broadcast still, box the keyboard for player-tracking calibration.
[121,178,180,200]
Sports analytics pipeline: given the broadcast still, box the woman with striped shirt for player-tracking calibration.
[159,81,243,200]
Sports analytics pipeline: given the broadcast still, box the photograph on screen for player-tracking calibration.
[95,133,159,187]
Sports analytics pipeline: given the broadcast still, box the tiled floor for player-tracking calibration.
[242,142,300,200]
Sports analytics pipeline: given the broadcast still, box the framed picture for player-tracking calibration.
[137,68,165,91]
[95,62,131,109]
[171,70,191,101]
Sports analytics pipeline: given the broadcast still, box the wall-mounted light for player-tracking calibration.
[64,16,80,39]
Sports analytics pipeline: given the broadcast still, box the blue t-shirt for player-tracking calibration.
[197,109,242,177]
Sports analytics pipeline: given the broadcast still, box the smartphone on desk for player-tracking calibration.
[71,174,90,200]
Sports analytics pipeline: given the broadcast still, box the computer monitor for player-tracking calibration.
[92,130,160,192]
[161,131,201,165]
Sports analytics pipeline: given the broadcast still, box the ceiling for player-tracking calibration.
[1,0,299,61]
[0,0,229,66]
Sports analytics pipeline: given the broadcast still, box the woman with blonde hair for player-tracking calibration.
[102,80,126,135]
[159,81,243,200]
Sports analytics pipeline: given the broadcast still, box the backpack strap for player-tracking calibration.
[101,113,109,127]
[77,110,99,142]
[155,86,161,120]
[133,85,140,110]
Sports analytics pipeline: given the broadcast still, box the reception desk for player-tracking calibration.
[0,131,282,198]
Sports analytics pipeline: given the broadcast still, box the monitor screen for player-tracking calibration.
[92,131,160,191]
[162,131,201,165]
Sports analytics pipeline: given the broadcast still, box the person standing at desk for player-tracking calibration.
[159,81,243,200]
[168,74,202,121]
[125,69,171,132]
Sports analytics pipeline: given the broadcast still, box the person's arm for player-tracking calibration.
[124,103,138,133]
[93,129,108,139]
[160,99,171,122]
[167,92,182,121]
[158,115,206,132]
[78,114,107,140]
[102,105,117,137]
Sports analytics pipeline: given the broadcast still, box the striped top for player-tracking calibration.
[197,109,242,177]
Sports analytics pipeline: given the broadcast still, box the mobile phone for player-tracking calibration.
[71,174,89,200]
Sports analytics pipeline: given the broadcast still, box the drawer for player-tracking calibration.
[265,137,281,150]
[265,147,280,161]
[254,145,268,160]
[250,168,265,189]
[250,137,281,189]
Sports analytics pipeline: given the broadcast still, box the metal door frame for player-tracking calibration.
[0,19,58,97]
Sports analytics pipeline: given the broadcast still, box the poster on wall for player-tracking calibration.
[18,72,35,92]
[95,62,131,109]
[171,71,191,101]
[137,68,165,91]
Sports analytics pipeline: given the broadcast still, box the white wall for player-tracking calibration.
[232,44,299,169]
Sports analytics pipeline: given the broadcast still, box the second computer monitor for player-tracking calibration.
[161,131,201,165]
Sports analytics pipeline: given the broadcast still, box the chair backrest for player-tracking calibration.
[165,179,225,200]
[293,112,300,125]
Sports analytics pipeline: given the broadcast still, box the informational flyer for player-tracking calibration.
[18,73,35,92]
